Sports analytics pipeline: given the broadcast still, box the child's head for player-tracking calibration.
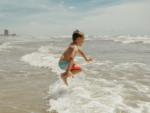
[72,30,84,47]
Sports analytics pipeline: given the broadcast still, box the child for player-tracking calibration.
[58,30,93,86]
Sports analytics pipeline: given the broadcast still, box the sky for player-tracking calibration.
[0,0,150,36]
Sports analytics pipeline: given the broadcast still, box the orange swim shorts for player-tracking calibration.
[59,61,82,70]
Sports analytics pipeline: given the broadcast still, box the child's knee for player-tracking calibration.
[79,67,82,72]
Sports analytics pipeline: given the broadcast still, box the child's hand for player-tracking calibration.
[86,58,93,62]
[67,71,74,78]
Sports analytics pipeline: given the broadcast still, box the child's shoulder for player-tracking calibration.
[68,43,78,50]
[69,42,78,47]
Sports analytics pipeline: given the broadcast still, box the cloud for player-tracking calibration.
[71,1,150,35]
[41,5,48,8]
[69,6,76,9]
[59,2,64,7]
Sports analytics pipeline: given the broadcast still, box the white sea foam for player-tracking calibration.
[21,44,65,75]
[89,35,150,45]
[0,36,37,52]
[0,42,14,52]
[112,62,150,72]
[112,35,150,44]
[47,74,125,113]
[85,38,95,41]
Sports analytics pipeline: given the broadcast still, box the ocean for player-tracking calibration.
[0,35,150,113]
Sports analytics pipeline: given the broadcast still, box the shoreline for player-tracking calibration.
[0,35,18,37]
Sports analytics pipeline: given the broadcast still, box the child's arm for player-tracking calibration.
[78,47,93,62]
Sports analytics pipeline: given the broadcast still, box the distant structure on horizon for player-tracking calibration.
[0,30,16,36]
[5,30,8,36]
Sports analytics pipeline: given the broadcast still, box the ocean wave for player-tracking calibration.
[109,35,150,44]
[85,35,150,45]
[114,39,150,44]
[21,44,64,74]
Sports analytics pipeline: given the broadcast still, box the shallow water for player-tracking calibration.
[0,35,150,113]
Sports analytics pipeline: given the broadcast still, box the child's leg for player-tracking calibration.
[61,68,82,78]
[71,69,82,75]
[60,69,82,86]
[60,71,71,86]
[60,63,82,86]
[60,72,68,86]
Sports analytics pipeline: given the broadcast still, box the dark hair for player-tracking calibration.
[72,29,84,41]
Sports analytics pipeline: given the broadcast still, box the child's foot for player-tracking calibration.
[61,71,74,78]
[60,73,68,86]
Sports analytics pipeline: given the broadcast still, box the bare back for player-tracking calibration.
[59,42,78,62]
